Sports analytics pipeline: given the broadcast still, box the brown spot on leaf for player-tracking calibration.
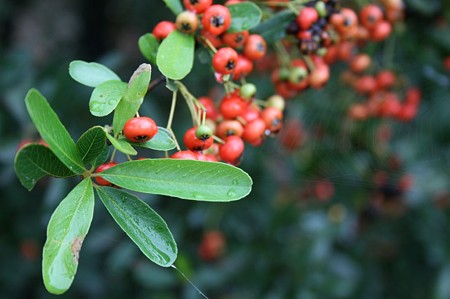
[71,237,84,264]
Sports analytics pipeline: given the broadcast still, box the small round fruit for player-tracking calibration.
[199,230,226,261]
[219,94,246,119]
[212,47,238,75]
[232,55,254,80]
[184,127,214,151]
[296,7,319,30]
[360,4,383,30]
[95,162,118,186]
[183,0,212,14]
[170,150,199,160]
[240,83,257,100]
[219,135,245,164]
[176,10,199,34]
[216,120,244,138]
[202,4,231,36]
[195,124,213,141]
[243,34,267,61]
[267,95,286,111]
[350,54,371,73]
[370,20,392,41]
[152,21,176,40]
[242,118,267,143]
[222,30,249,49]
[123,116,158,143]
[261,107,283,133]
[198,96,219,120]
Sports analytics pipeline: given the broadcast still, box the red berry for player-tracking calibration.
[123,117,158,143]
[296,7,319,30]
[183,127,214,151]
[95,162,118,186]
[360,4,384,30]
[405,87,421,106]
[216,120,244,139]
[202,5,231,36]
[376,70,396,90]
[242,118,267,143]
[198,231,226,261]
[219,94,247,119]
[183,0,212,14]
[219,135,244,164]
[261,107,283,133]
[243,34,267,61]
[198,96,219,120]
[212,47,238,75]
[222,30,249,49]
[370,20,392,41]
[350,54,371,73]
[309,64,330,89]
[241,105,261,123]
[170,150,199,160]
[152,21,176,40]
[232,55,254,80]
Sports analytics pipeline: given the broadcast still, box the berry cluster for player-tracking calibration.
[342,62,421,121]
[171,85,285,165]
[269,0,405,99]
[152,0,267,80]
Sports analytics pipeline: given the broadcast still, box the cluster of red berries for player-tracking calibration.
[171,84,286,165]
[341,59,421,121]
[269,0,405,99]
[152,0,267,80]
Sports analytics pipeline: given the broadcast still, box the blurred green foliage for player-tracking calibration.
[1,0,450,298]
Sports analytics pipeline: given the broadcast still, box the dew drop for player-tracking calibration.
[227,189,236,197]
[90,101,102,112]
[231,179,238,185]
[182,173,188,178]
[176,164,181,169]
[108,99,117,105]
[191,192,205,200]
[155,169,161,174]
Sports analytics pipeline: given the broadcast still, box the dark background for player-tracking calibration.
[1,0,450,298]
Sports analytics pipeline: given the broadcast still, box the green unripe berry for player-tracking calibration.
[267,95,285,111]
[240,83,257,100]
[315,1,327,18]
[195,124,213,141]
[289,66,308,84]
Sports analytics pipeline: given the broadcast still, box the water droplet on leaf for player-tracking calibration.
[227,189,236,197]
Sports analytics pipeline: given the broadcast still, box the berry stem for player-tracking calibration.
[199,35,218,55]
[213,135,226,144]
[167,90,178,130]
[302,54,315,72]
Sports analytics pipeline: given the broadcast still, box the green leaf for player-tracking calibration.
[98,159,253,201]
[156,30,194,80]
[14,144,76,191]
[162,0,183,15]
[138,33,159,65]
[228,2,262,32]
[69,60,121,88]
[76,126,107,165]
[128,127,176,151]
[89,80,127,117]
[113,64,152,136]
[96,186,177,267]
[251,10,295,44]
[42,178,94,294]
[91,145,110,168]
[106,134,137,156]
[25,89,86,174]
